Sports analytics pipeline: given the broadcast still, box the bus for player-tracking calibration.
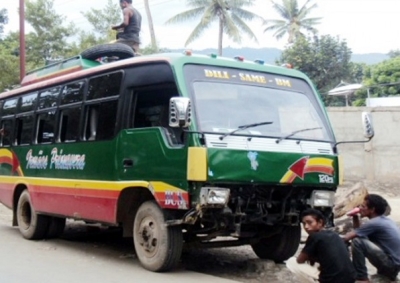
[0,51,373,272]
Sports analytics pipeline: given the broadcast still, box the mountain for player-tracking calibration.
[167,47,388,65]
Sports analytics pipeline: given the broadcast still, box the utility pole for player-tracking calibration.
[19,0,26,81]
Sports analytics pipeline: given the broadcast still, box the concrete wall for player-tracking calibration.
[327,107,400,182]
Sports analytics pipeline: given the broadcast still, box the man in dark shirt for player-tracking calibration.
[287,208,356,283]
[112,0,142,53]
[343,194,400,282]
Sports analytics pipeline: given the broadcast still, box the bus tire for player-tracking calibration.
[80,43,134,61]
[16,190,50,240]
[46,217,66,238]
[133,200,183,272]
[251,225,301,262]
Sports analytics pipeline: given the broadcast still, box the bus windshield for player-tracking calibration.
[184,65,333,142]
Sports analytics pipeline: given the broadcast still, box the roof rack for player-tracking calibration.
[21,56,101,86]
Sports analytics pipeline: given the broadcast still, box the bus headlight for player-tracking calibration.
[309,190,335,207]
[200,187,230,207]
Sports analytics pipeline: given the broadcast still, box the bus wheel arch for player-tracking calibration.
[16,189,50,240]
[117,187,154,238]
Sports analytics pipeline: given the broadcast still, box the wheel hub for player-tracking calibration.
[137,217,159,256]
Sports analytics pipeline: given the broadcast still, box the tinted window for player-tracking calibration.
[59,107,81,142]
[37,112,56,143]
[61,81,85,105]
[87,72,122,100]
[0,119,13,146]
[15,115,34,145]
[85,100,118,141]
[2,99,18,116]
[38,87,60,109]
[20,92,38,112]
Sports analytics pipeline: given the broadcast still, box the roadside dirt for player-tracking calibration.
[182,180,400,283]
[0,180,399,283]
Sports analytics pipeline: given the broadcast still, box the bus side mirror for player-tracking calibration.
[362,112,374,139]
[169,97,192,128]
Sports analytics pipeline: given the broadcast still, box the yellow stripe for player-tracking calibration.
[187,147,207,181]
[306,158,333,167]
[280,171,294,183]
[338,155,344,185]
[0,176,185,193]
[0,149,13,159]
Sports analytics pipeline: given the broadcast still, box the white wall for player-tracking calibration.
[327,107,400,182]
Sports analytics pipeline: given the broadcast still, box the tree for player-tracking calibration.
[0,33,21,91]
[81,0,122,43]
[264,0,321,44]
[165,0,262,56]
[25,0,76,65]
[388,49,400,59]
[353,57,400,106]
[0,8,8,36]
[144,0,157,51]
[277,35,353,106]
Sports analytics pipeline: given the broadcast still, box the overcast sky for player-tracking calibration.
[2,0,400,54]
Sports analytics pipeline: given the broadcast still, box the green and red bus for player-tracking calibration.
[0,51,372,272]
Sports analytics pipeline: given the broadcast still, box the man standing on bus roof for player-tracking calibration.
[112,0,142,54]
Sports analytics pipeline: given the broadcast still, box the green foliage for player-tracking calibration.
[277,35,353,106]
[388,49,400,59]
[0,8,8,36]
[166,0,262,55]
[81,0,122,43]
[0,36,20,91]
[353,57,400,105]
[264,0,321,44]
[25,0,76,65]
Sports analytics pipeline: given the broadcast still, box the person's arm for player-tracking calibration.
[112,8,131,30]
[342,230,357,242]
[352,215,361,228]
[297,251,310,264]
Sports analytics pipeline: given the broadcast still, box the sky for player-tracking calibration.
[1,0,400,54]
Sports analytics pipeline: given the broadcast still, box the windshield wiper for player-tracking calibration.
[219,121,273,140]
[275,127,322,143]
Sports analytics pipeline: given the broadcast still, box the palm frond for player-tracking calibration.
[185,19,213,46]
[231,13,258,43]
[165,7,205,24]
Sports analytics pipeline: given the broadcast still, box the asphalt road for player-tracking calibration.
[0,204,240,283]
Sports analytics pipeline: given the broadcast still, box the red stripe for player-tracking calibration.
[0,156,13,165]
[304,166,334,175]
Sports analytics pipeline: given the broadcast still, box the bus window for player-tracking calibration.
[87,72,122,100]
[2,98,18,116]
[59,107,82,142]
[37,112,56,144]
[38,87,60,109]
[84,100,118,141]
[20,92,38,112]
[15,115,34,145]
[0,120,13,147]
[61,81,85,105]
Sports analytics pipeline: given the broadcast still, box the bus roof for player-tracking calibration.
[1,52,307,99]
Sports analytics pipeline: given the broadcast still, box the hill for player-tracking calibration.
[167,47,388,65]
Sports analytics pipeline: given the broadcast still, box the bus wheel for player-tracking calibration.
[251,225,301,262]
[80,43,134,61]
[46,217,66,239]
[133,200,183,272]
[16,190,50,240]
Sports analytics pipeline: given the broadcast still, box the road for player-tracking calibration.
[0,204,240,283]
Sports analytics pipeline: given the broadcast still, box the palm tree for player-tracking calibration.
[143,0,158,51]
[165,0,262,56]
[264,0,321,44]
